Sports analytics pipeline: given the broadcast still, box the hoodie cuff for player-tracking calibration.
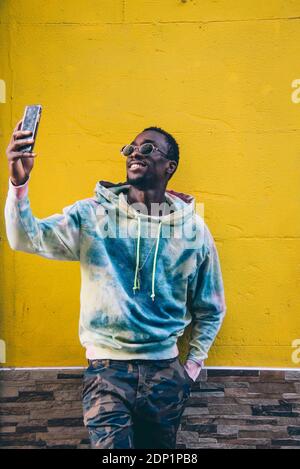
[8,176,30,200]
[184,359,203,381]
[186,356,204,367]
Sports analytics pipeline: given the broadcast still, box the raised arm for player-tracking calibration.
[4,119,81,261]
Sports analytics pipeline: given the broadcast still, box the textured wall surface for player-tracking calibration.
[1,1,300,368]
[0,368,299,449]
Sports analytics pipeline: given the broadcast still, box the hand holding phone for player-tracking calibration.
[6,105,42,186]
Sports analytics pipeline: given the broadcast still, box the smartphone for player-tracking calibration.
[20,105,42,152]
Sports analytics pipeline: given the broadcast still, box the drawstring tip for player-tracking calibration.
[151,293,155,301]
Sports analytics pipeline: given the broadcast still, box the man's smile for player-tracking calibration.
[128,161,148,171]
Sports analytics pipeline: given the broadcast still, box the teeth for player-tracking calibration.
[130,163,144,169]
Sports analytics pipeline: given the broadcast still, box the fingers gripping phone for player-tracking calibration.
[20,105,42,152]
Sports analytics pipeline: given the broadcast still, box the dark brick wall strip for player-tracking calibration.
[57,373,83,380]
[48,418,84,427]
[207,370,260,377]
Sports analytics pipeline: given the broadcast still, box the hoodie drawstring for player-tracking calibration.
[133,216,141,293]
[133,216,162,301]
[150,221,162,301]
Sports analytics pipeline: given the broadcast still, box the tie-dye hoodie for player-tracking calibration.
[4,177,226,363]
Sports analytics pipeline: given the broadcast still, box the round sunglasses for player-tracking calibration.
[120,143,169,158]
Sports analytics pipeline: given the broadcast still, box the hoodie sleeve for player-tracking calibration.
[186,223,226,362]
[4,177,81,261]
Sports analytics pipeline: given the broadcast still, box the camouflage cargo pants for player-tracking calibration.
[81,356,194,449]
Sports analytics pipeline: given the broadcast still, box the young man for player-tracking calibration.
[5,120,226,449]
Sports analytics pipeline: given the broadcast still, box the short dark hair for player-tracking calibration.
[142,126,179,163]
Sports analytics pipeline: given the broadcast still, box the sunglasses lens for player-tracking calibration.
[122,145,134,156]
[140,143,153,155]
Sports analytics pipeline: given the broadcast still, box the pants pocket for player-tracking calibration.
[174,357,194,388]
[182,364,195,387]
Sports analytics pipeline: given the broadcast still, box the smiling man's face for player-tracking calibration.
[126,130,175,188]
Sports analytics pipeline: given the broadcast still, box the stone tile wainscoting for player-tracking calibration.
[0,368,299,449]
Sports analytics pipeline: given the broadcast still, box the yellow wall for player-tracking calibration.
[1,0,299,367]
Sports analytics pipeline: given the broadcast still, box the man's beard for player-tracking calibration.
[126,173,148,188]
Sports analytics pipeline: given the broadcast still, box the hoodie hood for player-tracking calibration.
[93,180,195,225]
[92,180,197,301]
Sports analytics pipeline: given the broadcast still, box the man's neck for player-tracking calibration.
[127,185,167,214]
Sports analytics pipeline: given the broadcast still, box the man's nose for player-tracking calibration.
[131,147,144,158]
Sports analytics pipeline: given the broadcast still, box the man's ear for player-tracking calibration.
[166,160,178,179]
